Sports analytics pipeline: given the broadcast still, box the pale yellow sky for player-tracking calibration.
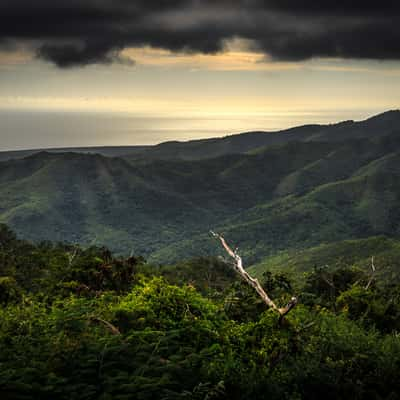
[0,40,399,150]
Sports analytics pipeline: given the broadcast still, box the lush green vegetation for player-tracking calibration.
[0,111,400,264]
[249,236,400,280]
[1,111,400,398]
[1,224,400,400]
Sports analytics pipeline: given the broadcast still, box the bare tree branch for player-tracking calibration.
[365,256,376,290]
[67,247,78,267]
[211,231,297,318]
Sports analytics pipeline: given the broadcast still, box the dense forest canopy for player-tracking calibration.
[1,224,400,400]
[1,111,400,399]
[1,111,400,264]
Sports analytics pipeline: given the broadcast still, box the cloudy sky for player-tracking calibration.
[1,1,399,150]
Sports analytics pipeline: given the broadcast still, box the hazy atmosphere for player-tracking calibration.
[1,1,400,149]
[2,3,400,400]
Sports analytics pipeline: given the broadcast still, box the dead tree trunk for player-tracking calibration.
[365,256,376,290]
[211,231,297,322]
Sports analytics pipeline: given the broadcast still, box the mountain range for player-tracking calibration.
[1,110,400,268]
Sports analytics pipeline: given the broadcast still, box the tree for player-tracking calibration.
[211,231,297,322]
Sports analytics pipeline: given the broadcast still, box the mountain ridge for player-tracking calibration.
[1,110,399,163]
[1,113,400,264]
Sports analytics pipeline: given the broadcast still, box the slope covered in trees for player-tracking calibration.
[249,236,400,279]
[1,111,400,264]
[1,225,400,399]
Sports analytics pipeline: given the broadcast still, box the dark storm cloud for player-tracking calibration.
[0,0,399,67]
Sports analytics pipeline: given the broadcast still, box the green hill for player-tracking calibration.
[149,135,400,263]
[248,236,400,281]
[123,110,400,162]
[1,111,400,263]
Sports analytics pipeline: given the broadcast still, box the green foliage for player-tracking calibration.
[250,236,400,283]
[0,276,21,304]
[303,265,366,306]
[1,227,400,399]
[2,112,400,398]
[2,118,400,265]
[337,285,400,333]
[140,257,236,295]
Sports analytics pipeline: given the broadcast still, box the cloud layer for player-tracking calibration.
[1,0,399,67]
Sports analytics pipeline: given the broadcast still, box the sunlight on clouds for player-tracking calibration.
[1,39,399,77]
[1,33,398,130]
[0,50,33,66]
[121,39,300,71]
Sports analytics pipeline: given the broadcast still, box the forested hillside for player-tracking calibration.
[1,224,400,399]
[1,112,400,398]
[1,111,399,264]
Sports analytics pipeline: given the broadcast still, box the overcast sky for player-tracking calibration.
[1,1,399,150]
